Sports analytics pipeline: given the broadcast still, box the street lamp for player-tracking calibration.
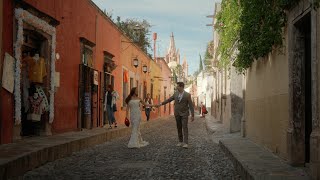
[133,58,139,68]
[142,65,148,73]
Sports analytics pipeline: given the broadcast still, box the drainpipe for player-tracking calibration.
[241,74,246,137]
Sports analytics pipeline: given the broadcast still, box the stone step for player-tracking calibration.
[219,137,310,180]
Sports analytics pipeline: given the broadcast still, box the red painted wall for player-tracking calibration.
[95,10,121,125]
[23,0,88,133]
[1,0,122,143]
[23,0,122,133]
[0,0,14,144]
[117,35,153,123]
[0,0,171,144]
[159,59,174,117]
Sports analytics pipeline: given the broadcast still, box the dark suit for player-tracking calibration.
[161,91,194,144]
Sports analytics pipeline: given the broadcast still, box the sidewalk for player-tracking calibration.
[0,117,169,179]
[205,115,311,180]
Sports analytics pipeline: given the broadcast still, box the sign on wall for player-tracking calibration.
[93,70,98,85]
[2,53,15,93]
[55,72,60,87]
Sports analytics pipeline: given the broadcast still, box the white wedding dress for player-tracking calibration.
[127,99,149,148]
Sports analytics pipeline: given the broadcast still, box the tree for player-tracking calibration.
[215,0,241,70]
[204,41,213,71]
[199,54,203,72]
[172,70,178,83]
[116,17,152,56]
[175,64,183,76]
[193,70,200,77]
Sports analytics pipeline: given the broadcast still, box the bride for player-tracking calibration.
[125,87,154,148]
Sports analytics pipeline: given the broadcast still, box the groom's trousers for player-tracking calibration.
[175,115,189,144]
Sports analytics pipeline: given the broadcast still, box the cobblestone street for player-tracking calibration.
[22,116,240,180]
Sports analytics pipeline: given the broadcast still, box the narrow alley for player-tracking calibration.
[22,116,240,180]
[1,0,320,179]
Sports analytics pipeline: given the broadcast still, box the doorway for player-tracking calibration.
[298,13,312,163]
[21,25,51,137]
[103,72,114,125]
[290,11,312,165]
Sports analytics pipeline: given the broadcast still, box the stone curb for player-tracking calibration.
[0,118,170,179]
[204,116,310,180]
[218,138,310,180]
[219,139,255,180]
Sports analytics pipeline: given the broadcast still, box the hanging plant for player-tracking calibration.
[216,0,319,73]
[235,0,286,73]
[215,0,241,69]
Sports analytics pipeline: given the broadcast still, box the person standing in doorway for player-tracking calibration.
[156,82,194,148]
[144,93,153,121]
[104,85,119,129]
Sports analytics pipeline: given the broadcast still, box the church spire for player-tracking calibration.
[167,32,177,63]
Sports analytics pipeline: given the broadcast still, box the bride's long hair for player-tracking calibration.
[125,87,137,104]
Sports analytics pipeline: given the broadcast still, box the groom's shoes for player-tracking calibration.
[176,142,183,147]
[182,144,189,148]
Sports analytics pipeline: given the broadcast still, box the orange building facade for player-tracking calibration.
[157,58,174,116]
[0,0,170,144]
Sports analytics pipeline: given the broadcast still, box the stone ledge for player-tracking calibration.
[219,137,310,180]
[0,119,168,179]
[1,129,129,179]
[219,138,254,180]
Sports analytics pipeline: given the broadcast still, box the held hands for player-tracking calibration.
[148,103,161,108]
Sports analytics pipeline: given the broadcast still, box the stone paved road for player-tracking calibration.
[23,116,240,180]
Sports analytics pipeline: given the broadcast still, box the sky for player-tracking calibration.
[92,0,218,75]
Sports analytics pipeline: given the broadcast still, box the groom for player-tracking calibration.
[157,82,194,148]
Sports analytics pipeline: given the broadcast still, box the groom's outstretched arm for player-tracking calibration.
[160,94,175,106]
[188,94,194,116]
[187,94,195,121]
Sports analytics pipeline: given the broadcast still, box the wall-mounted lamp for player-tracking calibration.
[142,65,148,73]
[133,58,139,68]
